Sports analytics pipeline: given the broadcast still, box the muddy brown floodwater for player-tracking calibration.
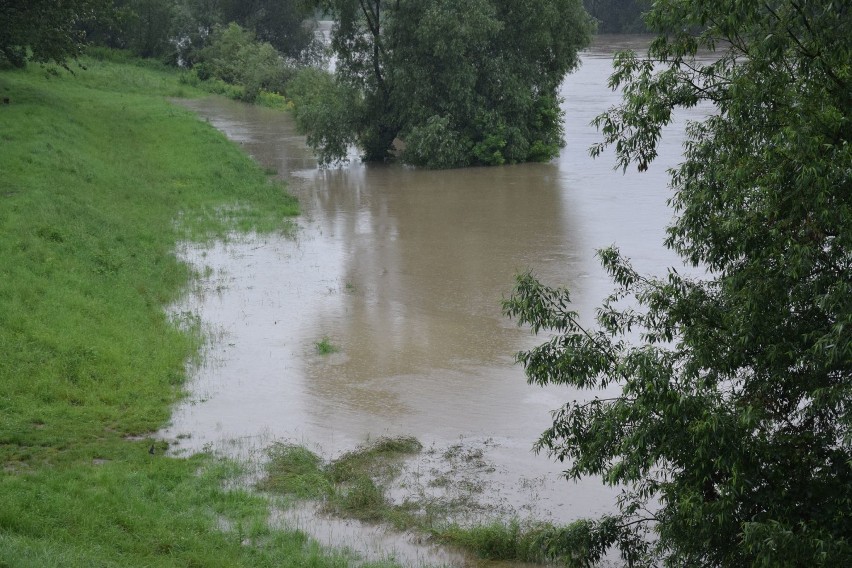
[160,36,710,566]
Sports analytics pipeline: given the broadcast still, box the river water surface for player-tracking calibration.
[161,37,708,565]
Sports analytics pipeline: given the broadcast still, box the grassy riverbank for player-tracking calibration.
[0,58,393,566]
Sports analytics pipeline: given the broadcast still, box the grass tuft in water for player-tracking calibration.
[329,436,423,482]
[431,519,559,562]
[314,336,339,355]
[335,476,387,521]
[257,444,332,499]
[327,436,423,522]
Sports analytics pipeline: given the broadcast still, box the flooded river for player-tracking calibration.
[161,36,707,565]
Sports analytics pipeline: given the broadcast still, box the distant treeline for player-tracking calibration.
[583,0,651,34]
[82,0,320,66]
[2,0,650,110]
[81,0,649,68]
[3,0,650,73]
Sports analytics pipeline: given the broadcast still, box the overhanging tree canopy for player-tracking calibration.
[504,0,851,565]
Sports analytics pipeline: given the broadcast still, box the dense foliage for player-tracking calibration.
[504,0,851,565]
[294,0,594,167]
[2,1,319,70]
[583,0,650,34]
[0,0,109,67]
[82,0,320,65]
[190,23,295,102]
[217,0,319,61]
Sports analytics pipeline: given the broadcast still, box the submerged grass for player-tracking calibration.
[257,444,332,499]
[329,435,424,484]
[431,520,557,563]
[259,437,574,564]
[328,436,423,523]
[0,58,393,566]
[261,437,422,523]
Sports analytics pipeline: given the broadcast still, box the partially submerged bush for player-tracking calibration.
[287,68,362,165]
[402,115,471,169]
[193,23,294,103]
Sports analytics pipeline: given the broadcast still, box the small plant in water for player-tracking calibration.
[315,336,338,355]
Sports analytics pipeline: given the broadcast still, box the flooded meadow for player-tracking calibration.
[160,36,709,565]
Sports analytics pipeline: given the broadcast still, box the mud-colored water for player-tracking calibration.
[161,36,709,566]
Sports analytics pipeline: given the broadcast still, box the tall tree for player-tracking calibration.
[219,0,318,61]
[296,0,593,167]
[504,0,851,565]
[0,0,110,67]
[122,0,178,59]
[322,0,396,161]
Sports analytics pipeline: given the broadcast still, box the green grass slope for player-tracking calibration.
[0,58,384,567]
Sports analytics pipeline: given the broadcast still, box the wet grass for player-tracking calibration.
[261,437,422,522]
[432,520,563,563]
[330,436,424,483]
[257,444,332,499]
[259,437,576,564]
[328,436,423,522]
[0,57,395,566]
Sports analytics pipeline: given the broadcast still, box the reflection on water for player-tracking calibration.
[161,38,708,564]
